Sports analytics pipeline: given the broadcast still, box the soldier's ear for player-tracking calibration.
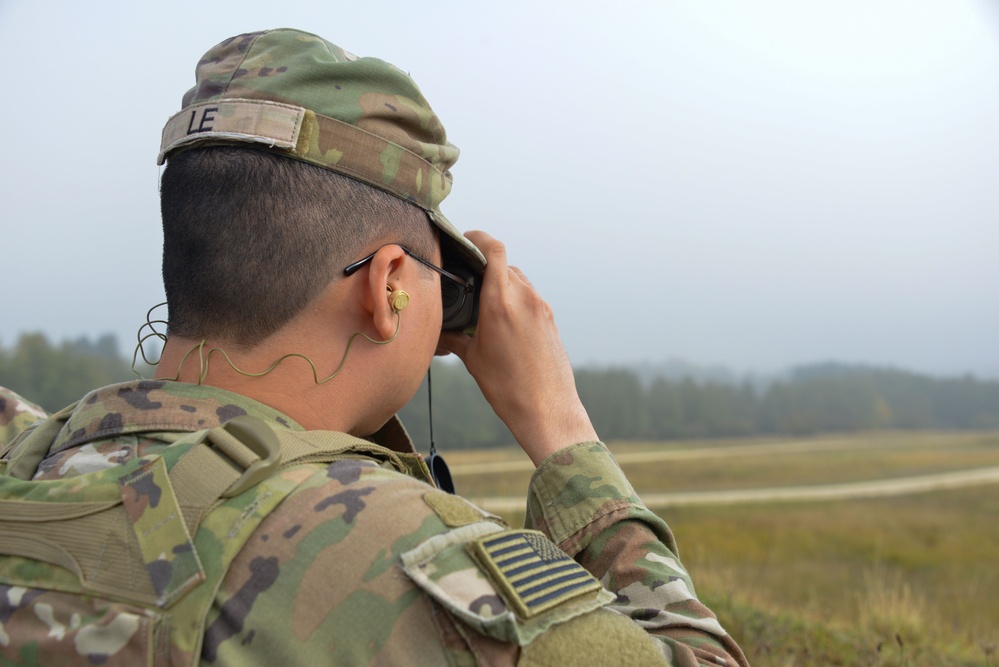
[362,245,407,340]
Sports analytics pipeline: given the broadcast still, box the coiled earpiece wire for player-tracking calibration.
[131,303,401,385]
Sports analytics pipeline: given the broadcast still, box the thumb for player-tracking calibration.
[437,330,473,361]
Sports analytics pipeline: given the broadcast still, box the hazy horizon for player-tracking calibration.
[2,328,994,384]
[2,1,996,380]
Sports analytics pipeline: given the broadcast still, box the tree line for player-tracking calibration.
[3,333,997,448]
[402,360,999,448]
[0,333,144,412]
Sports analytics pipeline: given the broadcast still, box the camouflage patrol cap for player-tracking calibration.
[158,28,485,273]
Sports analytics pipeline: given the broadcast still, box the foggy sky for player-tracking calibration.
[1,0,996,377]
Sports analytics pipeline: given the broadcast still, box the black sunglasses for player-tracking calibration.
[343,245,478,331]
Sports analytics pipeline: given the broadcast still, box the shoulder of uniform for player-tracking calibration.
[227,454,498,544]
[401,522,615,647]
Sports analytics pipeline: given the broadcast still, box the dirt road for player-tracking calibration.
[467,466,999,512]
[450,435,968,476]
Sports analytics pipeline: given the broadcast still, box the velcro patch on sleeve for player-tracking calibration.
[468,530,604,620]
[424,490,486,527]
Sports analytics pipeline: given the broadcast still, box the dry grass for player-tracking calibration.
[858,568,928,639]
[626,443,999,493]
[450,430,999,498]
[671,484,999,665]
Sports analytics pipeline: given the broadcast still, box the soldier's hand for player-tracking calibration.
[438,231,598,465]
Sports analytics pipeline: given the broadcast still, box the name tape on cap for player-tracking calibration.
[158,99,306,164]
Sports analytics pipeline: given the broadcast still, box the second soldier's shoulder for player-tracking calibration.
[0,385,49,448]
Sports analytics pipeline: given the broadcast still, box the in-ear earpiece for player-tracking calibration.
[388,288,410,313]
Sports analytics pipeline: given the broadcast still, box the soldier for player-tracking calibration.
[0,29,748,666]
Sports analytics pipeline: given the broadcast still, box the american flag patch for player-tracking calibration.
[468,530,603,619]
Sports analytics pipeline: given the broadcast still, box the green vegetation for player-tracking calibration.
[684,484,999,666]
[408,361,999,449]
[451,433,999,666]
[3,334,997,446]
[0,333,146,411]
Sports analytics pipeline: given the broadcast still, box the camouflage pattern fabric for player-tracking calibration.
[0,381,747,666]
[157,28,485,275]
[0,386,47,448]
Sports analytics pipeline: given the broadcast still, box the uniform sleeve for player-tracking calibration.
[524,441,749,667]
[202,447,748,667]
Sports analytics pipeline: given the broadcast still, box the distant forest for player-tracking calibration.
[2,332,998,448]
[403,359,999,449]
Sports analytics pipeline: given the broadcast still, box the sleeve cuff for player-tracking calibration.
[525,441,643,549]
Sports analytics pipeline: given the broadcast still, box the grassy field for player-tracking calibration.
[449,431,999,666]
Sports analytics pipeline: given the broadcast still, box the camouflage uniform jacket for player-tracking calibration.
[0,381,747,666]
